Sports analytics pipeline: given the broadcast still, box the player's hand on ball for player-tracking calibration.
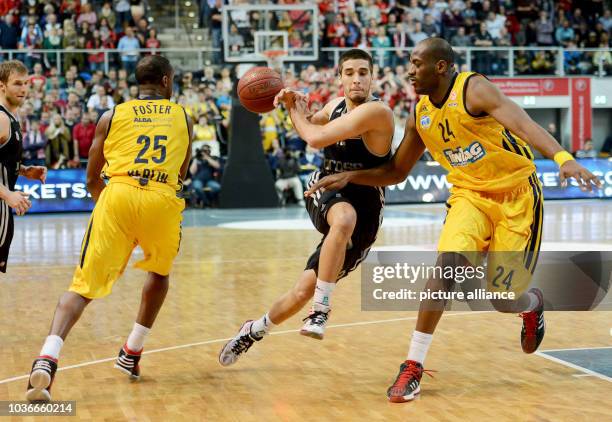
[293,94,308,114]
[274,88,307,109]
[22,165,47,183]
[7,191,31,216]
[559,161,602,191]
[305,172,352,197]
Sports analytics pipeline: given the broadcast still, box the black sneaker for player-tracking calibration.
[218,321,262,366]
[299,308,330,340]
[26,356,58,402]
[387,360,434,403]
[520,288,546,354]
[114,344,142,379]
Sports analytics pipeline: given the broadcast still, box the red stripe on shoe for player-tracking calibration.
[123,344,143,355]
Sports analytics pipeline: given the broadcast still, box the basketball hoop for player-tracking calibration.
[262,50,288,73]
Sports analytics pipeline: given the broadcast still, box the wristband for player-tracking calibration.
[553,151,574,168]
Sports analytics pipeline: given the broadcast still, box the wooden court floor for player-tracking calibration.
[0,201,611,421]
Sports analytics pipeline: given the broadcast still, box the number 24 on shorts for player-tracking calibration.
[492,265,514,290]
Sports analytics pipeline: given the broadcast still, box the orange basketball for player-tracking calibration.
[237,66,284,114]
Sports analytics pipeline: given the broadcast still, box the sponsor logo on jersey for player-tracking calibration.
[420,105,429,113]
[420,115,431,129]
[443,141,486,167]
[448,102,458,107]
[323,158,364,173]
[449,91,457,100]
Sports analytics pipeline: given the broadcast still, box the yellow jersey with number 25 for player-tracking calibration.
[415,72,536,193]
[103,98,190,192]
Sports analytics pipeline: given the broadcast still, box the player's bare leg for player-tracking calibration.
[300,202,356,339]
[26,292,91,402]
[267,269,317,324]
[388,252,463,402]
[115,272,169,379]
[388,253,545,402]
[219,203,357,365]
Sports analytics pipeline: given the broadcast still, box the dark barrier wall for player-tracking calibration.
[219,101,279,208]
[14,159,612,213]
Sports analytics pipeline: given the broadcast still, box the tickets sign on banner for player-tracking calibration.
[570,78,592,152]
[15,169,94,213]
[490,78,569,96]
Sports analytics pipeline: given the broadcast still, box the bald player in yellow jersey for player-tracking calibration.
[307,38,601,403]
[26,55,193,402]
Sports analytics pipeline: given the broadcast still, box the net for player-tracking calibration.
[262,50,288,73]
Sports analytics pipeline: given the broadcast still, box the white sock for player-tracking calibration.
[250,313,275,338]
[407,331,433,364]
[40,335,64,360]
[126,322,150,352]
[313,279,336,312]
[525,291,541,312]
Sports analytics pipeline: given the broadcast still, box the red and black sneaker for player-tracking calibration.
[386,360,434,403]
[114,344,142,380]
[520,288,546,354]
[26,356,58,402]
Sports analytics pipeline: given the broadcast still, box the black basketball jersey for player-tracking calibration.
[321,98,391,176]
[0,104,23,191]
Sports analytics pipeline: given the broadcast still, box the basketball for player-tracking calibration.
[237,66,284,114]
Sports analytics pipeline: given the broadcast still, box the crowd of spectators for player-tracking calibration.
[206,0,612,76]
[0,0,160,73]
[4,0,612,207]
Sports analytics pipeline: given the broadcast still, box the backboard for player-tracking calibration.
[222,4,319,64]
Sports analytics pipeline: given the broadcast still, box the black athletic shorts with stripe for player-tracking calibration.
[304,171,384,281]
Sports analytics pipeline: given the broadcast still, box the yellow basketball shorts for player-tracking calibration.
[438,174,543,296]
[69,179,185,299]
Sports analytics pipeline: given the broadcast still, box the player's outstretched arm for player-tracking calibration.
[467,75,602,191]
[305,112,426,195]
[276,87,393,149]
[291,100,392,149]
[274,88,330,125]
[86,110,113,203]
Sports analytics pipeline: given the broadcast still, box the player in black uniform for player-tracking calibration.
[0,60,47,273]
[219,49,394,366]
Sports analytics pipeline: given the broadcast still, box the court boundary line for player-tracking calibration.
[539,346,612,352]
[535,350,612,383]
[0,311,491,385]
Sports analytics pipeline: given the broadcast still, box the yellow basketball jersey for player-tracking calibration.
[415,72,536,193]
[103,98,190,192]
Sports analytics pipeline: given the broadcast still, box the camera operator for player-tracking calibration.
[275,148,304,207]
[188,145,221,207]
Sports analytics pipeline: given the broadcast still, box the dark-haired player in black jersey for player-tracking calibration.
[219,49,394,366]
[0,60,47,273]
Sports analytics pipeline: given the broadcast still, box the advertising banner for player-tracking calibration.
[570,78,592,151]
[385,159,612,204]
[11,159,612,213]
[490,78,569,96]
[15,169,94,213]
